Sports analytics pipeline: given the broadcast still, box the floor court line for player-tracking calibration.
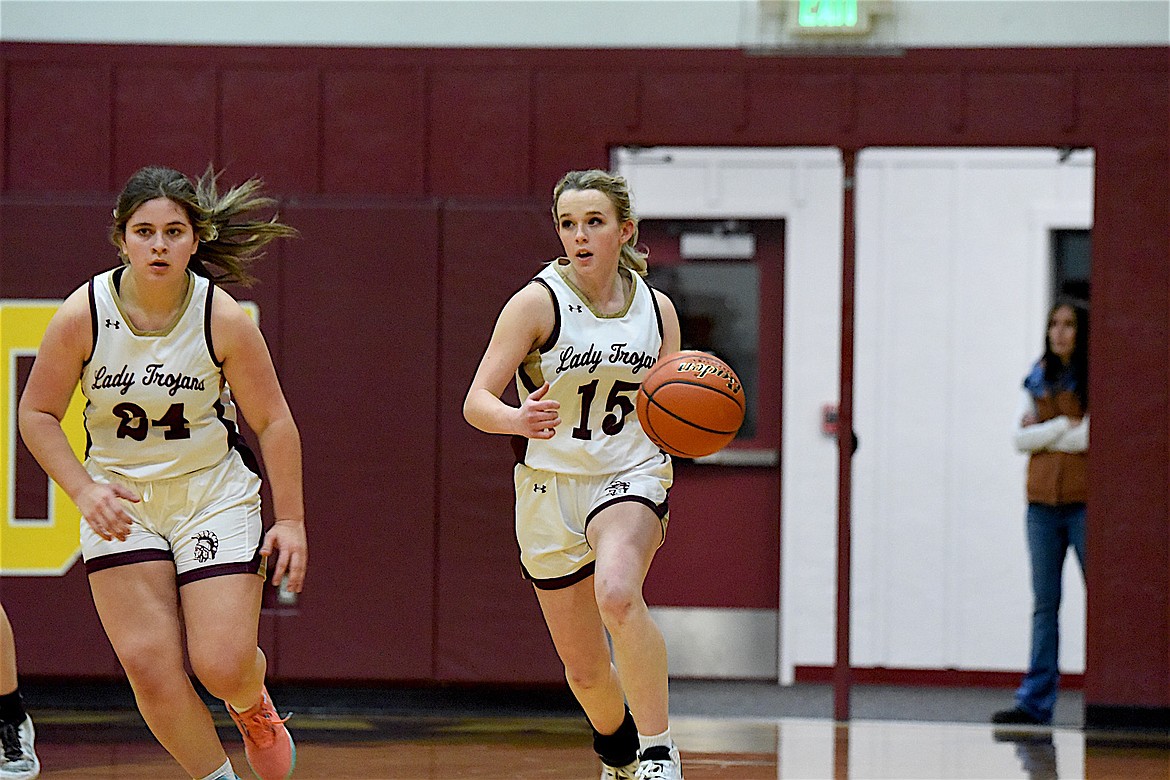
[27,709,1170,778]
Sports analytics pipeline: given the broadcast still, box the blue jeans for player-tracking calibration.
[1015,502,1086,723]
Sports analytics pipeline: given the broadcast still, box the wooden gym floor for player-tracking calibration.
[25,680,1170,778]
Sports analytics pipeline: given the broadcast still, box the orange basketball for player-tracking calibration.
[636,351,745,458]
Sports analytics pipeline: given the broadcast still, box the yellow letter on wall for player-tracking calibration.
[0,301,87,575]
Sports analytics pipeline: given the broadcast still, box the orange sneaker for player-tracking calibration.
[226,687,296,780]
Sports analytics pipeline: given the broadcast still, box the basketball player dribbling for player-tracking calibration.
[18,166,306,780]
[464,170,685,780]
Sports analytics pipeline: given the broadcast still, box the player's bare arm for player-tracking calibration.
[18,288,139,540]
[654,289,682,358]
[213,288,307,591]
[464,282,559,438]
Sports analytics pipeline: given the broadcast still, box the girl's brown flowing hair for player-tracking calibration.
[110,165,297,286]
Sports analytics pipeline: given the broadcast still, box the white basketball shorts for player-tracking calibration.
[514,453,672,589]
[81,448,266,585]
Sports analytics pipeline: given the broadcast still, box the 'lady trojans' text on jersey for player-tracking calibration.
[82,267,247,481]
[515,261,665,475]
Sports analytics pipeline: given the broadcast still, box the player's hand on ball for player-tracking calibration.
[519,381,560,439]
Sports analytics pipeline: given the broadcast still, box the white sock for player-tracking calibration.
[638,727,672,754]
[194,758,237,780]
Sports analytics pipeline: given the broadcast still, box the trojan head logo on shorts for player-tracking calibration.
[604,480,631,497]
[192,530,220,563]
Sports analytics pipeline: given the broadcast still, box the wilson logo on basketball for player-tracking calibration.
[677,359,742,395]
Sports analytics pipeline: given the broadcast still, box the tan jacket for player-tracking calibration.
[1019,390,1088,505]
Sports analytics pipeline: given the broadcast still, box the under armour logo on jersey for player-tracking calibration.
[533,484,547,493]
[105,318,121,329]
[605,480,631,496]
[568,304,583,313]
[192,530,220,563]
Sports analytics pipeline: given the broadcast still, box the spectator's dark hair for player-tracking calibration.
[1042,299,1090,408]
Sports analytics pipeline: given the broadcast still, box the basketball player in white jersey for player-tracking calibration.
[19,166,306,780]
[465,170,685,780]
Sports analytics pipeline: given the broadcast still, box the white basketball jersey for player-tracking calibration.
[81,268,243,481]
[516,262,665,475]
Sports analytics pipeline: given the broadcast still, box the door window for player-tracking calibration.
[640,219,782,453]
[1053,228,1090,301]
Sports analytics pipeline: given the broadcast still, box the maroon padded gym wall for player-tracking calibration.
[272,202,441,681]
[0,43,1166,725]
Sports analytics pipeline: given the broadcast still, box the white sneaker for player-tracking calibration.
[601,758,639,780]
[0,716,39,780]
[635,744,682,780]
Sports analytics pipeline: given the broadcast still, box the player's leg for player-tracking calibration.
[183,572,292,780]
[534,579,639,776]
[184,577,287,780]
[0,603,39,780]
[182,573,266,714]
[89,561,230,778]
[587,497,682,778]
[519,461,639,776]
[534,578,626,728]
[0,603,18,702]
[586,502,668,737]
[179,452,292,780]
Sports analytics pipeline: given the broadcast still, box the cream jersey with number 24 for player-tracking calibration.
[515,261,665,476]
[81,267,244,481]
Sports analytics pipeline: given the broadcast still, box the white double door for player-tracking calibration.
[617,146,1093,681]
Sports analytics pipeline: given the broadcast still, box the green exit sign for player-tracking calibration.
[799,0,859,28]
[791,0,882,35]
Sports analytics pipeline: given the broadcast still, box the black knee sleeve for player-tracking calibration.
[592,705,638,767]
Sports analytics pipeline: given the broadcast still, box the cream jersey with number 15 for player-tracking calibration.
[81,267,246,481]
[515,261,665,476]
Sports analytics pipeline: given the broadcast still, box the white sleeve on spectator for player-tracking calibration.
[1013,390,1070,452]
[1051,413,1089,453]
